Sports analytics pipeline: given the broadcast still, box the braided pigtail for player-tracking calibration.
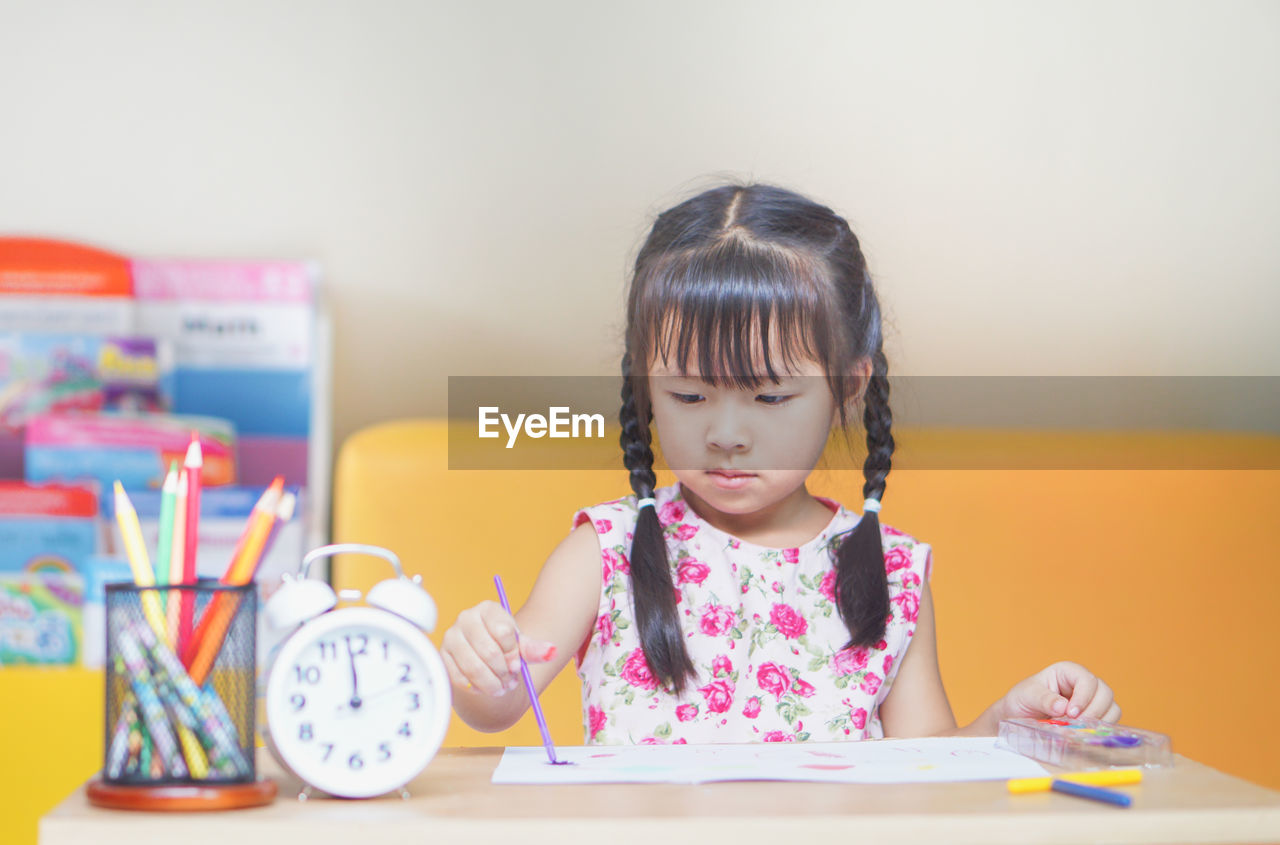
[833,344,894,648]
[618,352,696,693]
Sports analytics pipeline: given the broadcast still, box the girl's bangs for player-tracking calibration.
[637,238,842,388]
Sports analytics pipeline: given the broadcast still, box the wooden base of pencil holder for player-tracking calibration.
[86,777,277,811]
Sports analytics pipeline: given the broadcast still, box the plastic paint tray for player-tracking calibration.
[997,717,1173,769]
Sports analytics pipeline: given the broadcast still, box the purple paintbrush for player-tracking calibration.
[494,575,571,765]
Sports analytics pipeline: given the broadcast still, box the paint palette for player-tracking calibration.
[997,717,1173,769]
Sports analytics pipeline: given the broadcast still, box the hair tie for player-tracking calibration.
[636,497,656,511]
[863,498,882,514]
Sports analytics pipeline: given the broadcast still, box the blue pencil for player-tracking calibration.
[1051,778,1133,807]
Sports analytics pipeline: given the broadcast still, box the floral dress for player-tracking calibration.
[572,483,933,745]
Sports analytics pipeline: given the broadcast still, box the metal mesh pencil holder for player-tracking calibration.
[103,580,257,786]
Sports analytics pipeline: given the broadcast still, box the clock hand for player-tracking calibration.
[335,681,415,713]
[344,635,362,709]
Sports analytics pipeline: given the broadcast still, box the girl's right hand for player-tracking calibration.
[440,600,559,696]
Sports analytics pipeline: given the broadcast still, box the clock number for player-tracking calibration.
[407,692,420,711]
[399,663,412,684]
[378,742,392,761]
[318,640,337,661]
[398,721,412,738]
[320,743,334,762]
[299,723,313,741]
[345,633,368,656]
[290,693,306,712]
[294,664,321,684]
[348,752,364,770]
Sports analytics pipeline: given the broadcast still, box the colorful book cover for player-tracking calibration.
[0,481,100,573]
[24,412,236,491]
[0,334,174,433]
[0,567,84,665]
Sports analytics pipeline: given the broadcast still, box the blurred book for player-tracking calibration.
[0,480,100,573]
[25,411,236,492]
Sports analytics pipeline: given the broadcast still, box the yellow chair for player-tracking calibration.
[333,419,1280,790]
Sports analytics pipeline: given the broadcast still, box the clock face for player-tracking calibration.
[265,607,451,798]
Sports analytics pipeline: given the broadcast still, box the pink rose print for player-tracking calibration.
[883,524,905,536]
[711,654,733,677]
[588,705,607,739]
[673,738,687,745]
[860,673,882,695]
[593,518,613,535]
[757,662,791,700]
[620,648,659,691]
[698,678,735,713]
[883,654,895,675]
[771,580,782,594]
[672,523,698,541]
[639,737,663,745]
[596,612,616,645]
[818,569,837,602]
[876,638,888,650]
[659,499,686,524]
[676,703,699,722]
[791,678,816,698]
[782,547,799,563]
[892,590,920,623]
[884,546,913,573]
[699,603,736,636]
[850,706,868,730]
[743,696,762,718]
[831,646,870,675]
[901,570,921,588]
[769,602,808,638]
[602,548,630,579]
[676,559,710,585]
[762,731,795,743]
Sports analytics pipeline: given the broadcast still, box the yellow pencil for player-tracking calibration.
[1008,768,1144,794]
[112,482,168,641]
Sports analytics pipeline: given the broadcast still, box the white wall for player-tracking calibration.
[1,0,1277,447]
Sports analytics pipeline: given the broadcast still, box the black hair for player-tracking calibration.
[619,182,893,694]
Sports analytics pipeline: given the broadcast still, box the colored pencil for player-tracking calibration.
[154,462,179,611]
[494,574,569,766]
[112,482,168,640]
[259,491,296,566]
[226,477,284,583]
[116,627,188,778]
[133,619,250,777]
[1008,768,1143,794]
[166,470,187,649]
[1051,778,1133,807]
[181,480,284,684]
[177,436,203,654]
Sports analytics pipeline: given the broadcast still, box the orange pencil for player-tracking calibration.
[227,477,284,583]
[181,479,285,684]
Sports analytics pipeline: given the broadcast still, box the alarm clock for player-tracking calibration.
[263,543,451,799]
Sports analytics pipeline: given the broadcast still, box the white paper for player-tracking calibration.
[492,737,1049,785]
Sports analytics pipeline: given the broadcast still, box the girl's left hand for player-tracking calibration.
[1001,661,1121,722]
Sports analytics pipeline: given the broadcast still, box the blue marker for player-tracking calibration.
[1051,778,1133,807]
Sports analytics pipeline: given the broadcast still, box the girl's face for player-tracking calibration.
[648,348,839,521]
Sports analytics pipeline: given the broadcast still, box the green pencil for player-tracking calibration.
[155,462,179,609]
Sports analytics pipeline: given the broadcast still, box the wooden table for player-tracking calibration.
[39,748,1280,845]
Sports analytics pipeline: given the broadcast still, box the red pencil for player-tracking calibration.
[177,434,202,654]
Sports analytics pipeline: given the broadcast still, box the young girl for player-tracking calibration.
[442,182,1119,743]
